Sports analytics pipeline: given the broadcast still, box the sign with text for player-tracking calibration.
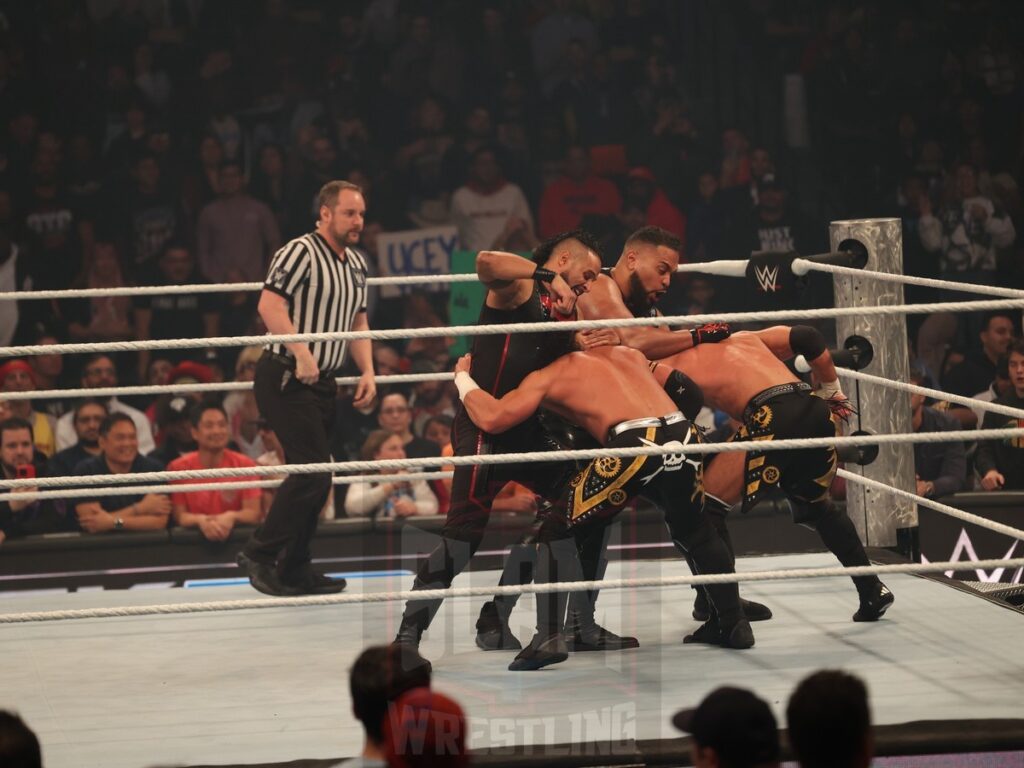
[377,226,460,298]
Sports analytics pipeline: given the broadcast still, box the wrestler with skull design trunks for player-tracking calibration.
[455,344,753,670]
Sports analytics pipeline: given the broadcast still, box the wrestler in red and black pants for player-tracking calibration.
[394,407,575,646]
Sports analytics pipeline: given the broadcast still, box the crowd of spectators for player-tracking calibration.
[1,652,876,767]
[2,1,1024,543]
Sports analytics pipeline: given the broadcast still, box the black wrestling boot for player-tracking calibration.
[509,632,569,671]
[236,551,301,597]
[475,534,538,650]
[509,537,574,671]
[808,504,891,620]
[280,564,347,595]
[689,497,774,622]
[563,528,639,652]
[475,600,522,651]
[564,609,640,651]
[692,590,773,622]
[853,582,894,622]
[683,616,755,649]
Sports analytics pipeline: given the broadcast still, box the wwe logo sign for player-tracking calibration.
[754,263,780,293]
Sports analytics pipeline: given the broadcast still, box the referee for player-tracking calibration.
[237,180,376,596]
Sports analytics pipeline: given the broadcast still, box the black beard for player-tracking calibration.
[625,272,655,316]
[80,438,99,449]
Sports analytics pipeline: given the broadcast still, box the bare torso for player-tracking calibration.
[542,346,678,443]
[657,332,798,418]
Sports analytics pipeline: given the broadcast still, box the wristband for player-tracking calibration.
[454,371,480,401]
[533,267,557,284]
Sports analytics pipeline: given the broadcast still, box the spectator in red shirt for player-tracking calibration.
[538,145,622,238]
[624,166,686,249]
[168,402,262,542]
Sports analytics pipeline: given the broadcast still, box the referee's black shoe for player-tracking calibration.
[236,551,301,597]
[282,564,347,595]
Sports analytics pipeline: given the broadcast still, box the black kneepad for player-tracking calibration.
[791,499,831,528]
[663,370,704,420]
[789,325,827,361]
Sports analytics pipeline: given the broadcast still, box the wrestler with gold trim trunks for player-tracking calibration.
[658,325,894,627]
[454,345,754,671]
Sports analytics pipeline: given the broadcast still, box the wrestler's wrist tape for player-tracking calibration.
[455,371,480,401]
[533,267,557,283]
[816,379,843,399]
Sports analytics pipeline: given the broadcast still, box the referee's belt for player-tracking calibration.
[261,351,338,380]
[607,410,686,441]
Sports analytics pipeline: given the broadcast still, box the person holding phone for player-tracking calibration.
[0,417,45,543]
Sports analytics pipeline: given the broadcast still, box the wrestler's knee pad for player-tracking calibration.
[791,499,831,529]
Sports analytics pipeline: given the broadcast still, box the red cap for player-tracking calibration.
[382,688,469,768]
[0,359,36,387]
[168,361,214,384]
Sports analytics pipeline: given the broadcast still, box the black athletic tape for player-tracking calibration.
[533,267,557,283]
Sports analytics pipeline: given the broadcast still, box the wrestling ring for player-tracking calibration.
[1,218,1023,767]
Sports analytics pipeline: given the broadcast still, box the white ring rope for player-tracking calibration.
[793,259,1024,298]
[0,273,482,301]
[5,428,1024,491]
[2,471,454,502]
[5,297,1024,359]
[835,366,1024,420]
[838,469,1024,541]
[1,557,1022,624]
[0,372,454,402]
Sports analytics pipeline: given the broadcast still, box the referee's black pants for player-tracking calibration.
[245,354,336,574]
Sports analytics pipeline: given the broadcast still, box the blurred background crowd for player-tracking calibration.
[2,0,1024,540]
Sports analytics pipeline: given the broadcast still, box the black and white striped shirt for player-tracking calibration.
[263,231,369,372]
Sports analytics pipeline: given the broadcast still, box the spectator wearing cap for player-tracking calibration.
[672,686,780,768]
[73,412,171,533]
[338,644,431,768]
[0,360,56,457]
[133,241,223,380]
[148,394,199,468]
[624,167,686,244]
[167,403,262,542]
[55,355,155,454]
[735,172,817,257]
[144,360,216,436]
[381,688,468,768]
[786,670,873,768]
[538,146,622,239]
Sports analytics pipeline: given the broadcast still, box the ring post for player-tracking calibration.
[830,218,918,554]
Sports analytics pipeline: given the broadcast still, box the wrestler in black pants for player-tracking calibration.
[244,354,337,577]
[512,417,751,670]
[396,408,577,643]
